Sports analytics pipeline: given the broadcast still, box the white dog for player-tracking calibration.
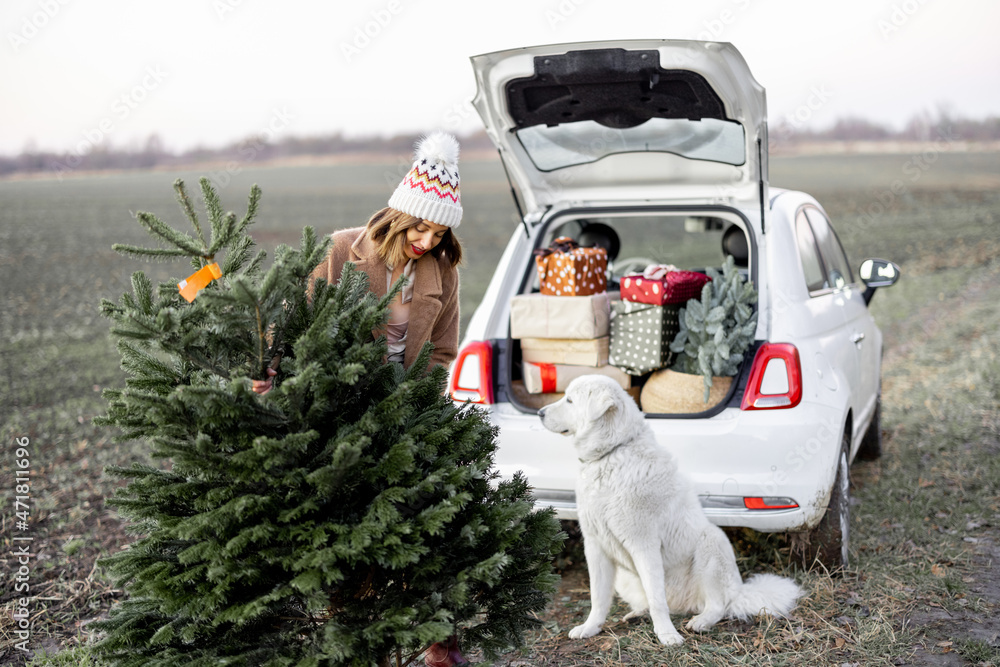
[538,375,802,646]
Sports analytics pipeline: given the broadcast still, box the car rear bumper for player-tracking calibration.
[485,399,845,532]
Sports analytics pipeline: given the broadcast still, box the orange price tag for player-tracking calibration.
[178,262,222,302]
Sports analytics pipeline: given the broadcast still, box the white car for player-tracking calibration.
[449,39,899,568]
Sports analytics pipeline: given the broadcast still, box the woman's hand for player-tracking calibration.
[251,355,282,395]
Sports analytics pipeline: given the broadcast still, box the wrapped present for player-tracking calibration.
[609,300,681,375]
[534,236,608,296]
[621,264,711,305]
[510,292,610,340]
[510,379,564,409]
[521,336,609,367]
[522,362,631,394]
[510,380,640,409]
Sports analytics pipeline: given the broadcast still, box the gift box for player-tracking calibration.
[511,379,640,408]
[621,265,711,305]
[522,362,631,394]
[521,336,609,367]
[510,292,610,340]
[609,300,681,375]
[534,236,608,296]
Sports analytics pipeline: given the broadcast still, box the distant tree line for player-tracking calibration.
[3,112,998,178]
[770,110,1000,148]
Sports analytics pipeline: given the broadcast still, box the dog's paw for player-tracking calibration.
[621,608,648,622]
[655,628,684,646]
[568,623,602,639]
[685,614,718,633]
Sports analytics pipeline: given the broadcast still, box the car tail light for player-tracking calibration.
[744,497,800,510]
[449,341,494,404]
[741,343,802,410]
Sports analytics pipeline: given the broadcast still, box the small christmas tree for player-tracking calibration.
[92,179,562,666]
[669,256,758,401]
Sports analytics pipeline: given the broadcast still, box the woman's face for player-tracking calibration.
[403,220,449,261]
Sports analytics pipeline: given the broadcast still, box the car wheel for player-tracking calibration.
[803,428,850,571]
[856,395,882,461]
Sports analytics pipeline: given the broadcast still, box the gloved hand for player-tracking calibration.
[424,635,469,667]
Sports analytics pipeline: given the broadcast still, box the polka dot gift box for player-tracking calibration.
[620,264,712,306]
[609,300,682,376]
[534,236,608,297]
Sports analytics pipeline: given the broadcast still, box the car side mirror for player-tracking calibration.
[859,258,900,305]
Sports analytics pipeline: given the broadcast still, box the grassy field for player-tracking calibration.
[1,149,998,665]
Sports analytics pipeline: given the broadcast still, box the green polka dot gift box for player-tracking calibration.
[609,300,681,376]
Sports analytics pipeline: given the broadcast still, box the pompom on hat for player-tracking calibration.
[388,131,463,229]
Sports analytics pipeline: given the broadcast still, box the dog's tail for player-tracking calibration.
[727,573,803,620]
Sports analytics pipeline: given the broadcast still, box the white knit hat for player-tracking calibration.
[387,131,463,229]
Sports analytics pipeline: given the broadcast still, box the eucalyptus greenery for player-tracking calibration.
[669,255,758,402]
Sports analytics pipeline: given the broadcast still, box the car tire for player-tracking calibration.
[856,395,882,461]
[802,428,850,571]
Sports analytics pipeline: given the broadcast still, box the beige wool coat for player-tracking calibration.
[309,227,460,371]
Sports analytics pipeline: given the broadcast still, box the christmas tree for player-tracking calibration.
[92,178,563,666]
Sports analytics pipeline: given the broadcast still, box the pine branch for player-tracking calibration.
[112,243,188,260]
[207,211,237,257]
[136,211,207,257]
[236,184,262,238]
[199,177,225,247]
[174,179,206,249]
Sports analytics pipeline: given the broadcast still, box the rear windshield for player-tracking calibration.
[515,118,746,172]
[536,213,748,287]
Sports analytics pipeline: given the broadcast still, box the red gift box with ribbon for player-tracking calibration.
[620,264,711,305]
[534,237,608,296]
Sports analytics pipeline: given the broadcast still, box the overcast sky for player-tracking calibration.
[2,0,998,156]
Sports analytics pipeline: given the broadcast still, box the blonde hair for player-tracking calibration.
[365,207,463,268]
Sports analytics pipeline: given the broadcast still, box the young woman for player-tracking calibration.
[252,131,464,394]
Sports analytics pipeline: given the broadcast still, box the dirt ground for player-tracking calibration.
[478,525,1000,667]
[903,536,1000,666]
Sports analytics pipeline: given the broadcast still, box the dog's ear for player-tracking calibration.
[584,385,618,424]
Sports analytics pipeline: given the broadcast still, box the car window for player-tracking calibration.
[805,208,852,289]
[516,118,746,171]
[794,210,827,293]
[533,215,740,291]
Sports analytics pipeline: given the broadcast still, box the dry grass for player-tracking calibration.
[3,155,999,666]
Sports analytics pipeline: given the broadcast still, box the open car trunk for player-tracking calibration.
[499,208,761,417]
[464,40,771,415]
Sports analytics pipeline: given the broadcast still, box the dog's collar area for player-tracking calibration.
[578,442,626,464]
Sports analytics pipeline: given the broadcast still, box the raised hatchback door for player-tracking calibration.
[470,40,769,215]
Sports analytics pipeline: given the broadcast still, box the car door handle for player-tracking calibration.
[851,332,865,344]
